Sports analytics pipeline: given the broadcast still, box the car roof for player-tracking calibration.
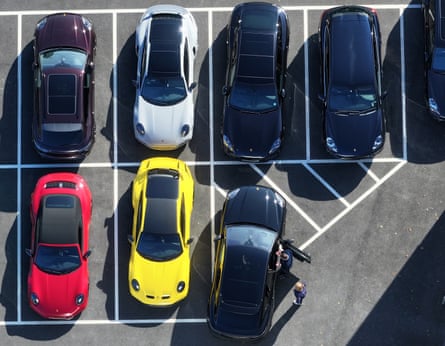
[148,15,182,77]
[39,194,81,245]
[144,172,179,235]
[237,32,275,82]
[330,11,375,87]
[235,4,278,83]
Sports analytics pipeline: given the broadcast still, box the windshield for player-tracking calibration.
[136,232,182,261]
[328,85,377,113]
[35,245,81,274]
[229,81,278,112]
[39,49,87,70]
[432,47,445,72]
[141,76,186,106]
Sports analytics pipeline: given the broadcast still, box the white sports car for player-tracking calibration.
[133,5,198,150]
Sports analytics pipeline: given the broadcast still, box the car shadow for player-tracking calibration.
[348,211,445,345]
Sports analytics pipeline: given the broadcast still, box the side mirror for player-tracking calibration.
[84,250,92,259]
[222,86,229,96]
[318,94,326,104]
[280,89,286,98]
[127,234,134,244]
[382,90,388,100]
[214,235,222,242]
[25,248,32,257]
[189,82,197,91]
[187,238,194,245]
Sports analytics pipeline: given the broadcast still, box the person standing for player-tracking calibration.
[293,280,307,306]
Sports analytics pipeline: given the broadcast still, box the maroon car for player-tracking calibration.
[32,13,96,160]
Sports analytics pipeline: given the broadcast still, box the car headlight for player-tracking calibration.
[372,135,384,151]
[30,292,40,306]
[36,18,47,31]
[181,124,190,137]
[429,98,440,115]
[131,279,140,291]
[268,138,281,155]
[75,294,84,306]
[326,137,338,153]
[82,16,93,31]
[177,281,186,293]
[223,135,234,153]
[135,123,145,136]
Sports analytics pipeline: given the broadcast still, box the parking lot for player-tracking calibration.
[0,1,444,345]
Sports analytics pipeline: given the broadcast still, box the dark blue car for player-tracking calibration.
[221,2,289,161]
[319,6,385,158]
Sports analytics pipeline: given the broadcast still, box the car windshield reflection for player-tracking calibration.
[141,76,187,106]
[40,49,87,70]
[137,232,182,261]
[229,81,278,113]
[328,86,377,114]
[35,245,81,274]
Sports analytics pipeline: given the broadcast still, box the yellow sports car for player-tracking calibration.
[128,157,194,306]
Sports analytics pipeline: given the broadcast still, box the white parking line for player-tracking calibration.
[208,10,216,279]
[358,162,381,183]
[112,11,120,322]
[303,163,351,207]
[16,13,22,323]
[304,8,311,160]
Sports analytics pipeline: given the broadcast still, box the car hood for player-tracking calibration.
[428,70,445,115]
[326,109,383,157]
[37,14,92,51]
[223,106,282,159]
[130,251,190,296]
[29,264,88,317]
[135,96,193,148]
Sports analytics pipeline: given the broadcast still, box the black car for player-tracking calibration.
[423,0,445,120]
[221,2,289,161]
[32,13,96,160]
[319,6,385,159]
[207,185,286,340]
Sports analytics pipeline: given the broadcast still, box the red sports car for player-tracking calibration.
[26,173,92,319]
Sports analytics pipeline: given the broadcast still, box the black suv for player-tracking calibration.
[221,2,289,161]
[319,6,385,158]
[423,0,445,120]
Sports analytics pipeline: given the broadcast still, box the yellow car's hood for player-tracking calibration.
[130,250,190,300]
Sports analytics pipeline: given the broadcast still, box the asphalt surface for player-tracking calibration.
[1,1,445,345]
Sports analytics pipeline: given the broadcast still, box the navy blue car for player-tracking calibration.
[207,186,285,340]
[423,0,445,120]
[221,2,289,161]
[319,6,385,158]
